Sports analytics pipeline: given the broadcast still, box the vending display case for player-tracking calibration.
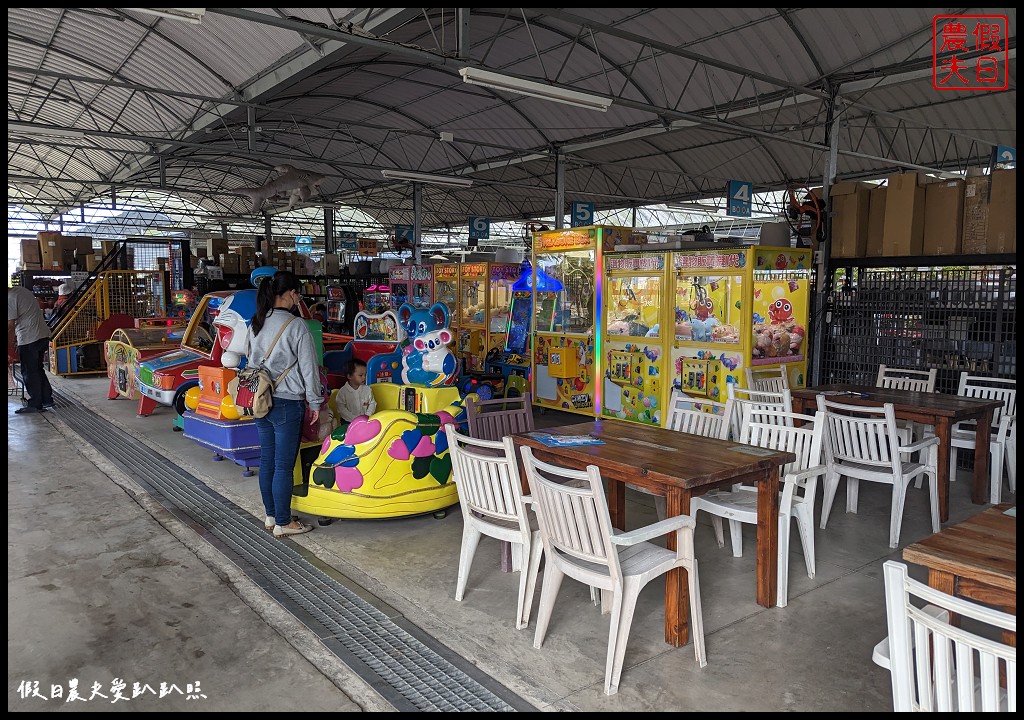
[670,246,811,402]
[530,225,638,416]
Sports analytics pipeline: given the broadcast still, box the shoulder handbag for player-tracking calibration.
[231,315,297,419]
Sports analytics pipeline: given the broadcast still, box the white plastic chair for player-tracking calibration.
[872,560,1016,712]
[745,366,790,393]
[726,385,793,441]
[1005,415,1017,496]
[876,364,938,446]
[446,426,542,630]
[947,373,1016,504]
[634,390,731,520]
[816,396,939,549]
[688,410,825,607]
[521,447,707,695]
[875,364,938,393]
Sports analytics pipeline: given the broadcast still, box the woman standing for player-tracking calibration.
[249,271,322,537]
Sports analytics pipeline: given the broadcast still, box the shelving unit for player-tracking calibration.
[821,255,1016,395]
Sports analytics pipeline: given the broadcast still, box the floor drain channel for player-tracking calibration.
[51,396,533,712]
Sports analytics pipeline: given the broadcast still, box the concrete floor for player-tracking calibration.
[8,374,1012,712]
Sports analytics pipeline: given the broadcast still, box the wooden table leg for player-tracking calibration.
[663,488,690,647]
[608,479,626,531]
[756,467,780,608]
[971,409,994,506]
[933,416,952,523]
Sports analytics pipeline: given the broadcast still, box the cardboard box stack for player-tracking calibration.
[38,231,73,270]
[829,181,872,258]
[207,238,229,261]
[988,168,1016,253]
[923,179,964,255]
[86,255,103,271]
[962,173,990,254]
[219,251,241,275]
[320,253,341,276]
[865,185,888,257]
[21,239,42,269]
[882,173,926,256]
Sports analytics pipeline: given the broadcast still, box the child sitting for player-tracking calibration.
[335,357,376,423]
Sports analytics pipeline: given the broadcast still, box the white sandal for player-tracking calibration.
[273,521,313,537]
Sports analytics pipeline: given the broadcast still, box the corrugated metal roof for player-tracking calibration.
[7,7,1017,227]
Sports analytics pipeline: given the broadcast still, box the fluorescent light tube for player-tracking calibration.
[127,8,206,24]
[459,67,612,112]
[9,123,86,139]
[380,169,473,187]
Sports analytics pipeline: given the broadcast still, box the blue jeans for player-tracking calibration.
[254,398,305,526]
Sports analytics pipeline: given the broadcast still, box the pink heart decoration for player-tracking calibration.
[411,436,435,458]
[321,437,333,455]
[345,416,381,445]
[436,411,455,426]
[388,438,411,461]
[334,466,364,492]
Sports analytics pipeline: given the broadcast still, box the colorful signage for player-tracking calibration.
[674,252,744,270]
[606,253,665,272]
[534,229,595,253]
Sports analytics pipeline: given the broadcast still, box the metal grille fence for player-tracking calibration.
[821,265,1016,396]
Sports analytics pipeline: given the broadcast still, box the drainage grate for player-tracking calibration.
[50,396,532,712]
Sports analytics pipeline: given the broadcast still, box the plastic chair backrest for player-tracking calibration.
[816,396,901,472]
[466,392,535,441]
[727,385,793,440]
[446,426,526,523]
[876,364,937,393]
[745,366,790,393]
[881,560,1016,712]
[521,448,620,580]
[957,373,1016,429]
[740,410,823,479]
[665,389,731,439]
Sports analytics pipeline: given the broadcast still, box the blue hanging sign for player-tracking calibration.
[995,145,1016,164]
[295,235,313,254]
[726,180,753,217]
[468,216,490,240]
[570,201,594,227]
[337,230,358,251]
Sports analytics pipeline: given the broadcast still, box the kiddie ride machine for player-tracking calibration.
[174,272,340,476]
[295,301,470,521]
[600,244,811,426]
[321,306,405,387]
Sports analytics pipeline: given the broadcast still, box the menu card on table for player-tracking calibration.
[525,432,605,448]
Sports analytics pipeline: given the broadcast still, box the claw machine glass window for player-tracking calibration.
[458,263,488,371]
[388,265,411,309]
[409,264,434,309]
[433,264,459,316]
[487,263,520,356]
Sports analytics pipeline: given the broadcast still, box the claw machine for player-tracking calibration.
[601,250,670,425]
[389,265,434,310]
[483,263,521,359]
[530,225,641,416]
[456,262,488,372]
[433,262,459,320]
[670,245,811,402]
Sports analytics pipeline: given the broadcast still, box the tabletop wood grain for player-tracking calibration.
[791,384,1004,420]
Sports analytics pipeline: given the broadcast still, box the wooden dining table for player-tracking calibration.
[511,419,795,648]
[902,504,1016,655]
[790,384,1004,522]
